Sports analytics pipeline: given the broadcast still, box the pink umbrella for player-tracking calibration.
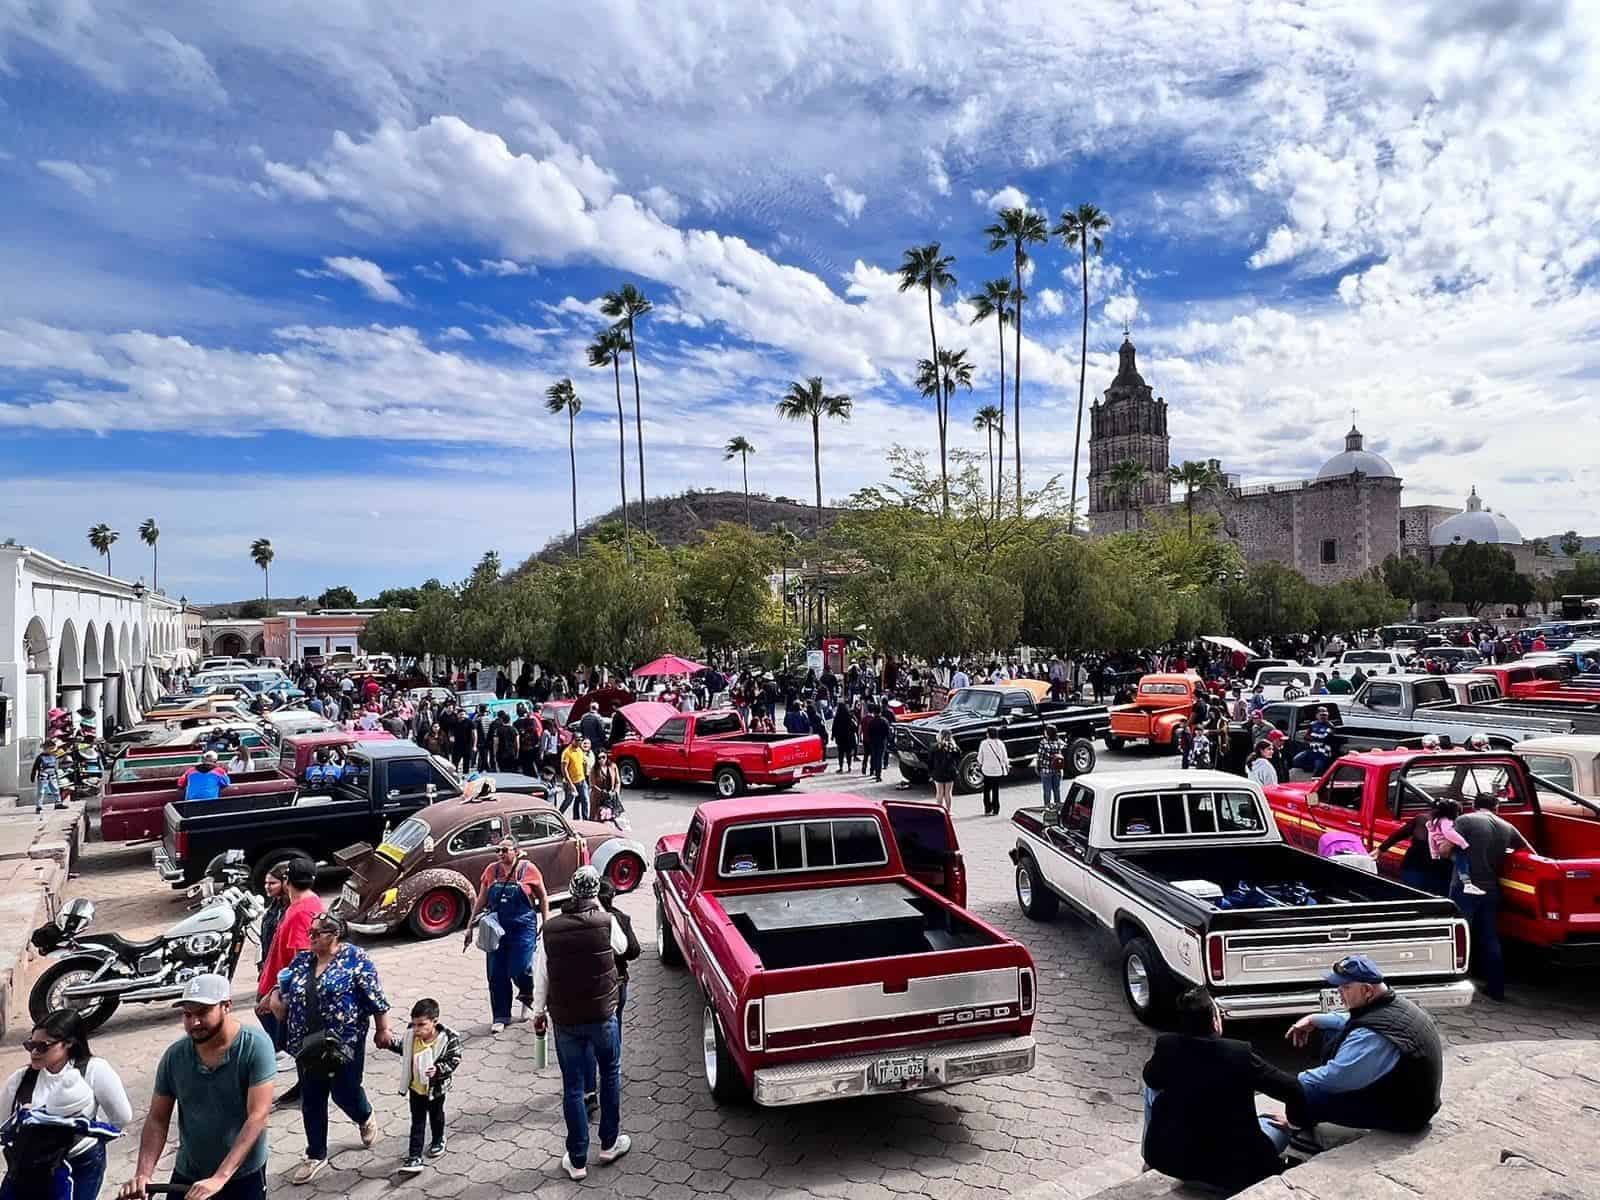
[633,654,708,677]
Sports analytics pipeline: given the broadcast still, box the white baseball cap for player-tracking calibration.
[172,973,231,1008]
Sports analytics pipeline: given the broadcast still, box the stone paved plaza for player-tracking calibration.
[35,754,1600,1199]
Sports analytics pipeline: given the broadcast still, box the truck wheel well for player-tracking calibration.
[1115,915,1151,946]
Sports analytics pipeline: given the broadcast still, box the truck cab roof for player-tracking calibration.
[695,792,892,825]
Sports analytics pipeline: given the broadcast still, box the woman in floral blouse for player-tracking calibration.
[266,913,395,1185]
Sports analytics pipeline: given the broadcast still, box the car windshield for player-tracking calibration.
[1258,670,1311,687]
[943,689,1000,718]
[384,817,431,857]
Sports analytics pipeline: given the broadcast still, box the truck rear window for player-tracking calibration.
[1140,682,1190,696]
[1395,761,1531,815]
[719,818,888,877]
[696,712,742,737]
[1112,790,1267,839]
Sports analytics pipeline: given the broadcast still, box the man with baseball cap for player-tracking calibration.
[119,974,275,1200]
[531,865,631,1180]
[1278,955,1444,1139]
[177,750,232,802]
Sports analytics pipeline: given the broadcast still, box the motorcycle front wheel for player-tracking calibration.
[31,955,122,1031]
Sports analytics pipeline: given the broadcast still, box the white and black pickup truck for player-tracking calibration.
[1009,769,1475,1024]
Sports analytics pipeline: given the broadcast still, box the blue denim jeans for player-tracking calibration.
[1040,771,1062,808]
[68,1142,107,1200]
[554,1017,620,1167]
[300,1036,374,1160]
[561,780,590,820]
[486,924,536,1024]
[1451,877,1504,999]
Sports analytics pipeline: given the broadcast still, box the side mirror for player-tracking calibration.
[425,783,438,797]
[1306,790,1321,807]
[654,850,683,873]
[387,788,400,800]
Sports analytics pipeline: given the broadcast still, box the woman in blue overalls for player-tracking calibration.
[465,835,550,1033]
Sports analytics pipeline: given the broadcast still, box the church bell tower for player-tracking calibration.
[1087,335,1171,515]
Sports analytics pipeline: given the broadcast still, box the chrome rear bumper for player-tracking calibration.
[751,1034,1035,1107]
[1216,979,1475,1020]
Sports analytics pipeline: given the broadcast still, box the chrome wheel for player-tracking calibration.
[1072,743,1095,774]
[1016,864,1033,909]
[702,1006,720,1091]
[1125,953,1151,1010]
[47,967,99,1014]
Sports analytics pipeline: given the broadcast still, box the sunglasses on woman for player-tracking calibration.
[22,1039,59,1054]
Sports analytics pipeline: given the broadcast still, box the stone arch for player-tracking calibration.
[82,623,101,683]
[103,622,118,672]
[57,620,82,686]
[214,631,247,657]
[249,633,265,658]
[24,617,51,673]
[119,623,132,669]
[132,624,144,666]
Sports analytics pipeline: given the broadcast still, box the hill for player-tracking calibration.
[520,489,847,568]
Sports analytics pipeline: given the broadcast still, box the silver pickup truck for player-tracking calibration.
[1010,769,1474,1024]
[1337,673,1575,745]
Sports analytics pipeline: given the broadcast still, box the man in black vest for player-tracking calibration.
[1284,956,1444,1135]
[1142,989,1303,1193]
[531,866,631,1181]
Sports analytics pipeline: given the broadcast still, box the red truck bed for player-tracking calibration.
[100,768,297,843]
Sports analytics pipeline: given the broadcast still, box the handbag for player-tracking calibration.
[295,964,355,1080]
[474,911,504,953]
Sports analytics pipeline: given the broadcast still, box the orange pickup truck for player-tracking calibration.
[1105,673,1202,751]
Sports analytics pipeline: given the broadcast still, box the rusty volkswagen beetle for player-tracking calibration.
[332,791,649,939]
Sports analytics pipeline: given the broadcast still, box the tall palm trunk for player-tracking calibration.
[612,358,631,550]
[1069,240,1090,526]
[925,289,948,516]
[810,414,823,538]
[741,452,751,526]
[1012,248,1024,515]
[627,315,647,536]
[1123,496,1131,532]
[994,313,1007,519]
[151,546,158,590]
[105,551,112,576]
[985,422,995,516]
[261,566,269,602]
[567,409,580,557]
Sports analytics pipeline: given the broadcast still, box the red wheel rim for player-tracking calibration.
[417,890,460,933]
[608,855,640,892]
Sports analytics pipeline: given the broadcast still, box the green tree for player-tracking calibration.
[915,347,974,516]
[600,284,652,535]
[249,537,274,602]
[586,326,632,554]
[1438,542,1522,615]
[1166,460,1224,538]
[1228,561,1319,641]
[723,435,756,526]
[1560,529,1584,557]
[772,521,801,629]
[897,243,958,514]
[87,523,118,575]
[983,206,1049,513]
[361,608,414,657]
[676,522,781,651]
[374,586,421,609]
[774,377,853,539]
[1053,203,1111,521]
[545,377,583,558]
[1555,553,1600,597]
[138,518,159,588]
[316,585,359,609]
[967,278,1015,512]
[1106,458,1150,532]
[235,599,270,620]
[1380,554,1452,608]
[971,405,1003,517]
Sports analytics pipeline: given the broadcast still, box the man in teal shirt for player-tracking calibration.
[120,974,275,1200]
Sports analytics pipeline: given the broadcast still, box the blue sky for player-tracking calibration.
[2,1,1597,601]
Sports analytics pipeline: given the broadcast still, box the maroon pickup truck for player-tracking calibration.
[612,704,826,797]
[100,767,297,843]
[653,794,1033,1107]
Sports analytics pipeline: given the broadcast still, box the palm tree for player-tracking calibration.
[545,378,583,557]
[600,284,653,535]
[968,278,1016,512]
[774,377,853,539]
[983,207,1049,513]
[919,348,974,465]
[1167,460,1224,537]
[973,405,1003,515]
[1054,203,1112,521]
[87,524,118,575]
[1107,458,1150,532]
[249,537,274,602]
[724,436,757,526]
[137,518,159,588]
[586,326,633,551]
[896,243,957,514]
[772,520,801,627]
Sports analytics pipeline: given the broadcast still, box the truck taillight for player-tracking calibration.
[744,999,763,1051]
[1537,881,1563,923]
[174,831,189,860]
[1019,967,1035,1016]
[947,852,968,909]
[1206,933,1225,983]
[1453,920,1469,971]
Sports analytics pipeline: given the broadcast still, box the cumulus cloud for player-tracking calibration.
[971,185,1029,212]
[822,173,866,222]
[37,160,111,196]
[1036,289,1066,316]
[304,256,407,304]
[641,185,683,223]
[924,150,951,197]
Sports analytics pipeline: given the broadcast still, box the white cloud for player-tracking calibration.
[641,186,682,223]
[924,150,951,197]
[822,173,866,223]
[438,326,473,341]
[484,322,551,352]
[314,256,407,304]
[479,258,536,277]
[413,262,446,282]
[971,185,1028,212]
[1036,288,1065,316]
[37,160,111,196]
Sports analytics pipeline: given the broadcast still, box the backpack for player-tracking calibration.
[2,1071,79,1193]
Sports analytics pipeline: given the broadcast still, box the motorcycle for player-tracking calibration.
[28,851,264,1032]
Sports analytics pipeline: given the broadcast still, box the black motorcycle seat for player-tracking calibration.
[85,932,167,958]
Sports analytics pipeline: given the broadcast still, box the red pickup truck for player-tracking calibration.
[652,794,1033,1106]
[611,703,826,797]
[1473,662,1600,700]
[1265,750,1600,964]
[100,766,298,843]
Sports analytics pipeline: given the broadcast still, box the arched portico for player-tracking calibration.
[56,619,83,717]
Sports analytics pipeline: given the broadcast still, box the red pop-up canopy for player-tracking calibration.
[633,654,707,677]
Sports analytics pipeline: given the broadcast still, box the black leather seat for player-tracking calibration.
[85,932,167,958]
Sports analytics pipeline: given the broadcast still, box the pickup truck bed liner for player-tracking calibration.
[1112,844,1424,909]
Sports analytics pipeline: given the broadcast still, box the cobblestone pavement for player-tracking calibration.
[33,751,1600,1199]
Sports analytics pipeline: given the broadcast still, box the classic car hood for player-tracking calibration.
[616,701,680,740]
[905,710,987,735]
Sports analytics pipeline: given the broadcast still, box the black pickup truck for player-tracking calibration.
[894,685,1110,792]
[1214,699,1500,777]
[153,740,547,888]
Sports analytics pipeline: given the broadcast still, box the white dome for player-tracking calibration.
[1429,487,1523,547]
[1317,425,1396,480]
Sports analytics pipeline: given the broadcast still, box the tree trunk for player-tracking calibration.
[613,359,631,552]
[1069,242,1090,528]
[1123,499,1130,532]
[812,414,823,539]
[105,551,111,576]
[568,410,580,557]
[1013,247,1024,515]
[152,546,158,590]
[925,287,947,517]
[741,454,750,526]
[628,316,647,537]
[986,425,994,517]
[995,314,1006,520]
[1186,493,1194,538]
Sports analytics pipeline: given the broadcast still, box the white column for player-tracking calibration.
[0,660,21,800]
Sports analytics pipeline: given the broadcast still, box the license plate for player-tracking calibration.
[1319,987,1346,1013]
[871,1055,927,1088]
[339,883,361,911]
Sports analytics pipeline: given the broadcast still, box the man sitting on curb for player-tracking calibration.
[1277,955,1444,1144]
